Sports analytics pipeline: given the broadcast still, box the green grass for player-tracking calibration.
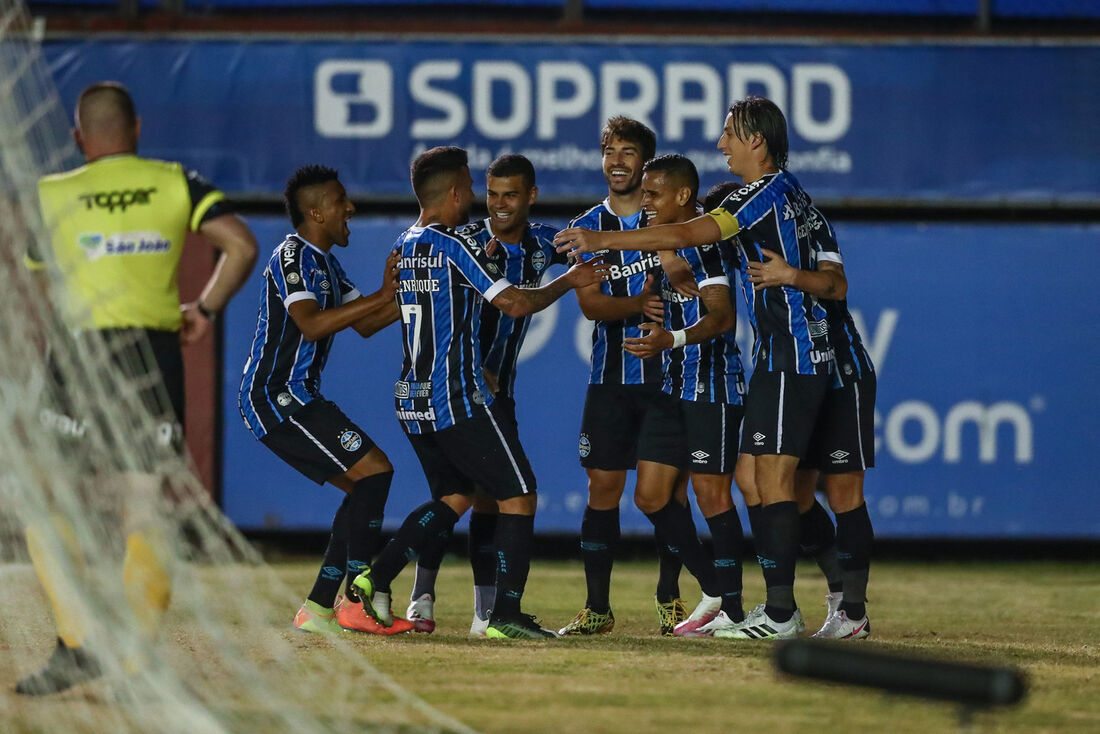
[282,558,1100,734]
[3,558,1097,733]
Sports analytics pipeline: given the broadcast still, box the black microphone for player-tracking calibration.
[774,640,1027,708]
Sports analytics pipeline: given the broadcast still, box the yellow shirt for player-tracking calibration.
[33,154,225,331]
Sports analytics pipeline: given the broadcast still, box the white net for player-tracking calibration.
[0,5,473,732]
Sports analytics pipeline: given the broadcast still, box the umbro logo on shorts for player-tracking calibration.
[691,450,710,463]
[830,450,850,463]
[753,432,766,445]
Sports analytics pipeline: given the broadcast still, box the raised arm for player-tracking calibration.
[491,256,610,319]
[747,252,847,300]
[623,283,733,360]
[554,214,722,256]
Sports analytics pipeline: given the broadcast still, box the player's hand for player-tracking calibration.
[633,275,664,321]
[179,302,211,345]
[746,248,795,291]
[662,255,700,298]
[554,227,604,257]
[382,250,401,300]
[482,368,500,397]
[567,256,610,288]
[485,236,500,257]
[623,322,673,359]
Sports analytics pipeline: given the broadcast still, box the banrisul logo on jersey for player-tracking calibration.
[77,231,171,261]
[338,429,362,452]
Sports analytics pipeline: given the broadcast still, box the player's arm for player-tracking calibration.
[289,251,400,342]
[746,252,847,300]
[624,283,733,359]
[658,251,700,298]
[192,214,260,313]
[574,273,662,322]
[491,256,610,319]
[554,214,723,255]
[179,170,260,344]
[350,300,399,338]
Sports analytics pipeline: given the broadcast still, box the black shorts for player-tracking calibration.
[579,383,662,471]
[638,391,743,475]
[41,328,185,472]
[260,398,377,484]
[800,371,877,474]
[406,399,536,501]
[740,370,832,459]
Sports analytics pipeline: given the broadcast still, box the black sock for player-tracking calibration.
[416,525,449,573]
[706,509,744,622]
[759,501,799,623]
[580,506,619,614]
[345,472,392,596]
[654,522,683,604]
[411,524,451,600]
[645,500,718,597]
[307,497,348,607]
[492,513,534,619]
[835,502,873,620]
[468,511,499,587]
[800,499,843,593]
[746,503,763,557]
[370,500,459,593]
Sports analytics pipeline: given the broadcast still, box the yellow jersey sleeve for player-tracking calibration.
[707,209,741,241]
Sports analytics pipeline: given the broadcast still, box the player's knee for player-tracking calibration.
[498,493,537,516]
[586,473,625,510]
[824,473,865,513]
[633,489,666,515]
[471,493,498,514]
[349,447,393,479]
[693,486,733,517]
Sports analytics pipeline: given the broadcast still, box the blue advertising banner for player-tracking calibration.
[44,38,1099,204]
[221,217,1100,538]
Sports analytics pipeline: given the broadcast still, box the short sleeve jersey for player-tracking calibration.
[662,240,745,404]
[571,200,664,386]
[393,223,512,434]
[459,219,567,399]
[707,171,833,376]
[34,154,228,331]
[809,217,875,387]
[239,234,361,438]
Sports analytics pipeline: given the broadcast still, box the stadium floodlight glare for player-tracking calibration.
[774,639,1027,709]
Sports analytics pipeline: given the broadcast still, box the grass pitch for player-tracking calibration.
[3,558,1097,733]
[286,558,1099,734]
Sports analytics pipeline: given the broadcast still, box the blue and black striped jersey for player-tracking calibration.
[393,223,512,434]
[460,219,566,400]
[661,240,746,404]
[811,217,875,387]
[239,234,361,438]
[708,171,834,376]
[572,200,664,386]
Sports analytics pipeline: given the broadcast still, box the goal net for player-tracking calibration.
[0,4,472,732]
